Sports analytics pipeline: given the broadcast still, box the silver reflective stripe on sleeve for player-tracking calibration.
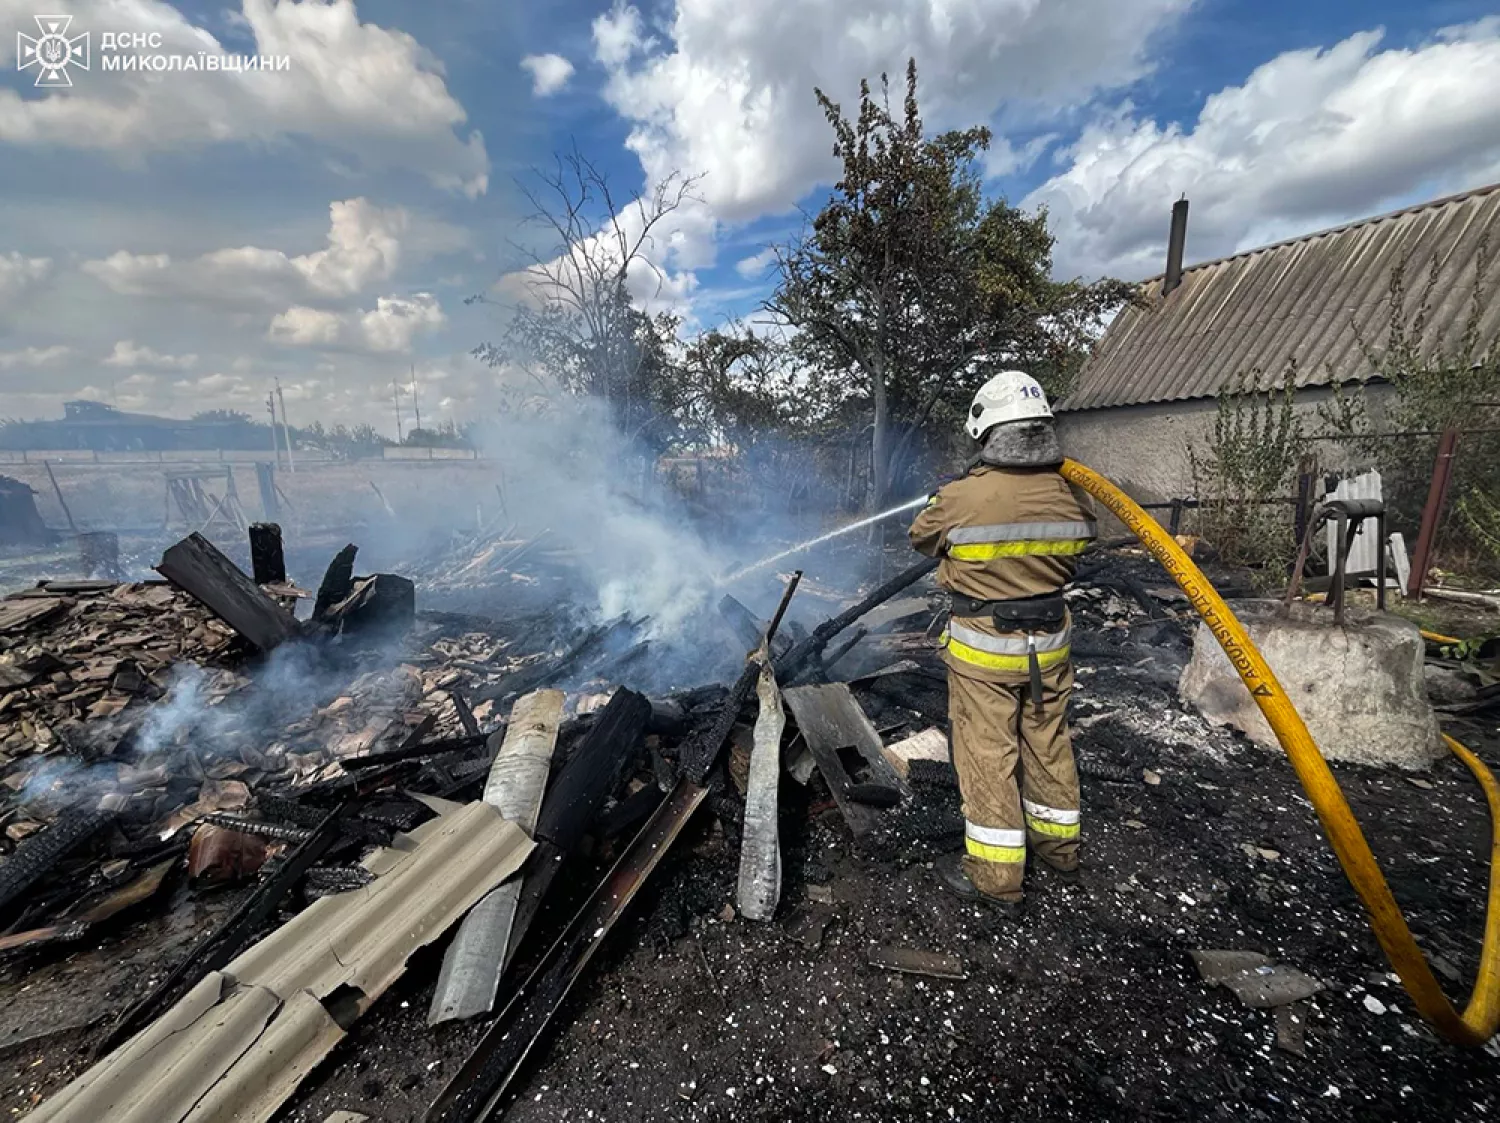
[946,520,1098,545]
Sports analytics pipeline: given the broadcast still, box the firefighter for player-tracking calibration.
[909,371,1096,914]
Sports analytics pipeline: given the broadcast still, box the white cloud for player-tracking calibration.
[1027,22,1500,278]
[83,198,407,307]
[270,291,445,352]
[358,292,446,352]
[0,0,489,196]
[592,3,651,68]
[103,340,198,371]
[521,53,575,97]
[269,305,348,347]
[0,344,71,369]
[0,252,52,300]
[172,372,264,404]
[593,0,1194,226]
[734,248,777,279]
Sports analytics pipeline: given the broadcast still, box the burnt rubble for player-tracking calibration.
[2,526,1498,1123]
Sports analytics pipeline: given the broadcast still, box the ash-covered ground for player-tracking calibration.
[4,550,1498,1123]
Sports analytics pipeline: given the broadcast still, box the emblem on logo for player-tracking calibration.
[17,14,89,87]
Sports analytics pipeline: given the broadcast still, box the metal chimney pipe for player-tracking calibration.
[1164,198,1189,296]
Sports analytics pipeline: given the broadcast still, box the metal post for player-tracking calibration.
[275,379,296,475]
[1406,427,1460,600]
[1330,508,1349,625]
[266,392,283,470]
[1374,510,1388,612]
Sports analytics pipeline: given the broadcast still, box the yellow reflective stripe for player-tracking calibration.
[948,539,1092,561]
[942,632,1071,672]
[1025,815,1081,839]
[966,837,1025,864]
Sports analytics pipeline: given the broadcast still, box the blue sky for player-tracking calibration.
[2,0,1499,432]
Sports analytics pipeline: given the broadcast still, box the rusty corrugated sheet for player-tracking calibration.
[26,801,532,1123]
[1062,182,1500,412]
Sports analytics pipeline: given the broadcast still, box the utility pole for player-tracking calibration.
[392,377,404,443]
[266,392,283,469]
[275,378,296,475]
[410,363,422,438]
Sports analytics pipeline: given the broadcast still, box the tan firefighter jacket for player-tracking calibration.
[909,464,1097,684]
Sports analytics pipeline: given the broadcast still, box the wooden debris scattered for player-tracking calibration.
[155,533,299,652]
[868,945,968,980]
[783,683,910,840]
[879,727,950,778]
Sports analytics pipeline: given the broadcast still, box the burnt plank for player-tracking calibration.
[313,543,358,622]
[775,557,939,683]
[155,533,299,653]
[0,597,68,636]
[534,687,651,851]
[783,683,910,840]
[248,522,287,586]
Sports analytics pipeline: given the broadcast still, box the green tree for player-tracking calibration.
[766,59,1131,506]
[1188,366,1311,583]
[676,326,805,451]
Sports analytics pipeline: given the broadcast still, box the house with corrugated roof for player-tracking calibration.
[1056,183,1500,502]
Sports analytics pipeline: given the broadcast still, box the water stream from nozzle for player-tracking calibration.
[716,495,930,586]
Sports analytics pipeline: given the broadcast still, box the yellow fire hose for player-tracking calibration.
[1060,458,1500,1047]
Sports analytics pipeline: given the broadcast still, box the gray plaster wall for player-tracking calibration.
[1054,386,1384,508]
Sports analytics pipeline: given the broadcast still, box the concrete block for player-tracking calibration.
[1179,600,1443,771]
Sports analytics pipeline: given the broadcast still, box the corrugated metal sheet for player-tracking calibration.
[1062,182,1500,412]
[27,801,531,1123]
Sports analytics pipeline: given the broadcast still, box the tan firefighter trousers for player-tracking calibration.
[948,661,1081,901]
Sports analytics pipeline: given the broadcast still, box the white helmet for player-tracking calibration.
[965,370,1052,439]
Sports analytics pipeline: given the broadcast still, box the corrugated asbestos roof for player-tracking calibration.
[1061,181,1500,412]
[27,801,531,1123]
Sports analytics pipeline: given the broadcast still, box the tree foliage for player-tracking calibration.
[766,59,1131,505]
[473,148,703,456]
[1188,366,1311,583]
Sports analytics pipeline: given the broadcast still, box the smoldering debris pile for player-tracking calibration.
[8,520,1414,1123]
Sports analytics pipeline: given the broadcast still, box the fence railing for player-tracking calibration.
[0,447,482,465]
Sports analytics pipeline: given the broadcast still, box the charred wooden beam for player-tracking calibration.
[451,690,480,737]
[341,728,487,771]
[680,570,803,785]
[0,808,113,921]
[323,574,416,641]
[534,688,651,852]
[775,557,938,683]
[718,594,792,659]
[312,543,358,622]
[425,779,708,1123]
[248,522,286,586]
[480,617,637,703]
[155,533,300,653]
[680,659,759,785]
[821,626,869,673]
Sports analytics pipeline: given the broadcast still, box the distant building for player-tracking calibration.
[1057,182,1500,501]
[0,401,275,452]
